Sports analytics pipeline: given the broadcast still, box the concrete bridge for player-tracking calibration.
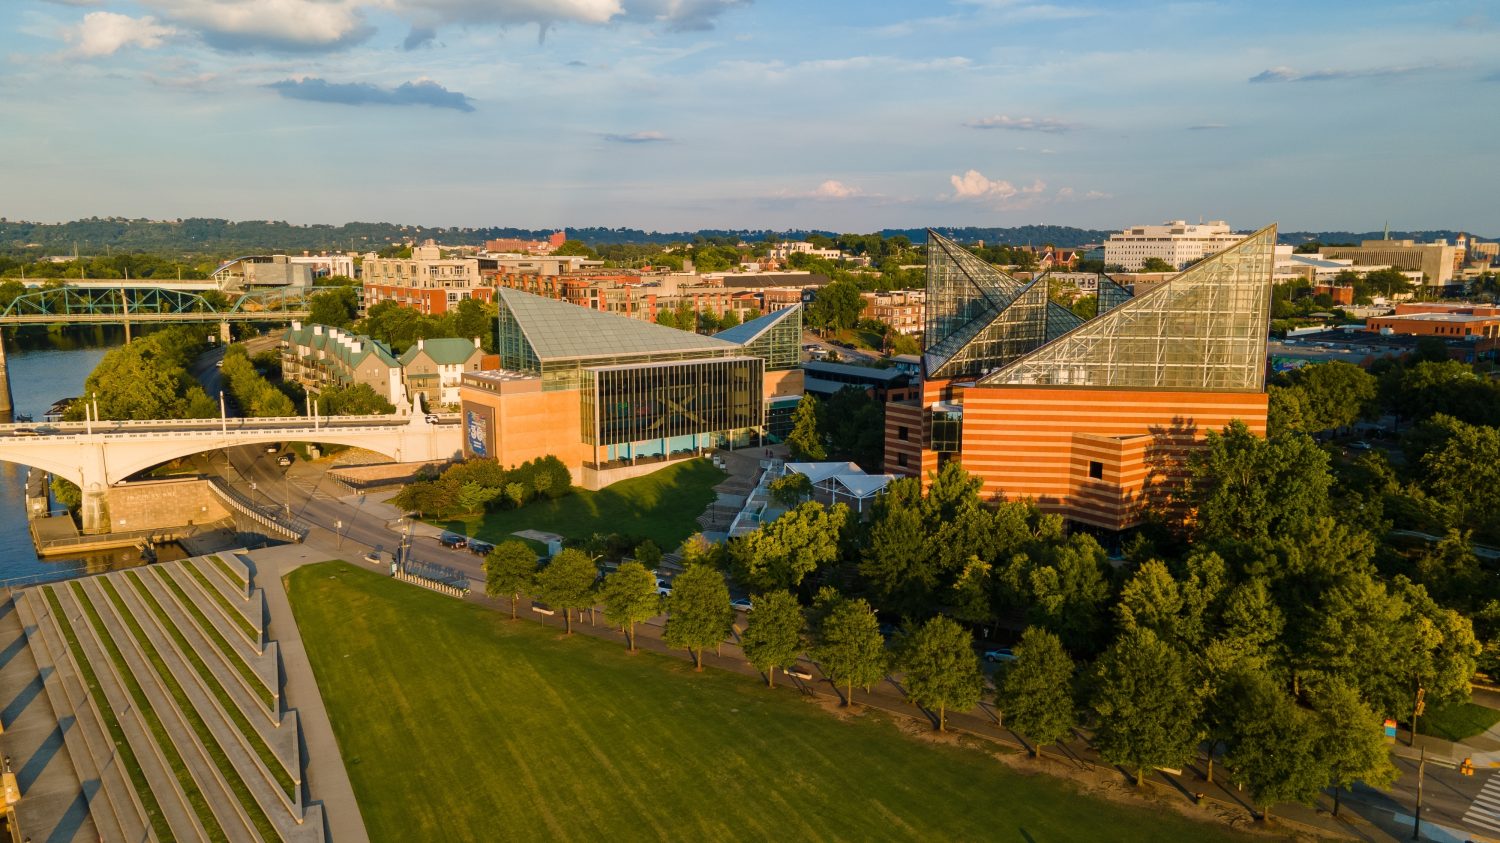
[0,413,462,534]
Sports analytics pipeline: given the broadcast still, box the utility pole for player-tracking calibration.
[1412,747,1426,840]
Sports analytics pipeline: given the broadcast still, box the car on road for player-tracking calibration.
[363,551,383,565]
[656,579,673,597]
[11,428,37,436]
[730,597,753,613]
[1349,441,1373,451]
[983,648,1017,663]
[265,444,278,453]
[277,455,292,467]
[468,540,495,556]
[438,532,468,549]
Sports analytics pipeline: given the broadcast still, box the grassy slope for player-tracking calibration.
[289,562,1249,843]
[1418,701,1500,742]
[432,459,725,551]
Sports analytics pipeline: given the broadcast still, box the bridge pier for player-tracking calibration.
[219,321,232,344]
[0,328,12,419]
[80,485,109,535]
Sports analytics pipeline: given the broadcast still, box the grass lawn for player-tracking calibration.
[431,458,724,552]
[289,561,1250,843]
[831,327,885,352]
[1417,701,1500,742]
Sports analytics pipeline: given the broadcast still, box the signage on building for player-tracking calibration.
[466,410,489,458]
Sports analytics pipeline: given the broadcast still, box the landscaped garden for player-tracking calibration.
[288,561,1250,843]
[431,458,725,552]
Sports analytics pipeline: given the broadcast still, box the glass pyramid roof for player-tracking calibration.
[978,225,1276,391]
[496,287,740,362]
[713,305,801,345]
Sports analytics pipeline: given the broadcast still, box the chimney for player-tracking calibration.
[473,337,481,349]
[417,338,424,350]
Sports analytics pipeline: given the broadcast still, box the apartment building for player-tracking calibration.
[398,337,495,408]
[361,244,493,315]
[484,231,567,254]
[861,290,925,335]
[281,322,406,409]
[1104,220,1244,271]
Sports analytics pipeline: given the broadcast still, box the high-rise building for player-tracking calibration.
[886,226,1275,530]
[1321,239,1463,289]
[1104,220,1244,271]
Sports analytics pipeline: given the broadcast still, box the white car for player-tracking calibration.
[656,579,673,597]
[984,649,1017,663]
[730,597,753,613]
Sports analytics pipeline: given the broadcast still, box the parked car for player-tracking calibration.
[363,551,383,565]
[265,444,278,453]
[468,540,495,556]
[656,579,673,597]
[983,649,1017,663]
[1349,441,1373,451]
[438,532,468,549]
[730,597,754,613]
[277,455,292,467]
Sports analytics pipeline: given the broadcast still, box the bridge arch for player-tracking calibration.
[103,431,412,483]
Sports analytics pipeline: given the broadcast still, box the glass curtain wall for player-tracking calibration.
[584,357,764,447]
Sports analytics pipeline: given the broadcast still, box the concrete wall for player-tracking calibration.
[105,478,231,533]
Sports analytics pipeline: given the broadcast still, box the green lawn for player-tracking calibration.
[1417,701,1500,742]
[431,458,725,552]
[289,562,1250,843]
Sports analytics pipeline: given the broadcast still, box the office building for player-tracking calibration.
[886,226,1275,530]
[1322,239,1462,290]
[361,244,494,315]
[1104,220,1244,271]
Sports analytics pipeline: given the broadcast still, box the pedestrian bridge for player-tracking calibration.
[0,413,462,533]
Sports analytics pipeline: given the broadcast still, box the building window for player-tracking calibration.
[1089,461,1104,480]
[898,426,909,441]
[897,453,909,468]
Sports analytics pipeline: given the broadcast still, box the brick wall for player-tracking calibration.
[105,479,231,533]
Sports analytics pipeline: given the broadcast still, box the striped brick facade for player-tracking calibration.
[886,385,1268,530]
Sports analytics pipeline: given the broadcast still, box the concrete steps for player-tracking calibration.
[49,581,209,842]
[11,591,146,843]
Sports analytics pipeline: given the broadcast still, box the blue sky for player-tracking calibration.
[2,0,1497,233]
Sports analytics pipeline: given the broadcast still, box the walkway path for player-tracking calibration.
[251,543,371,843]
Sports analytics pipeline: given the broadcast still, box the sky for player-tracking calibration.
[1,0,1497,234]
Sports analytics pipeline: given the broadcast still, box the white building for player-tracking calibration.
[771,241,845,262]
[1104,220,1244,271]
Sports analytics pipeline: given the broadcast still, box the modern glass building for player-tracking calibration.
[887,226,1276,530]
[463,288,804,488]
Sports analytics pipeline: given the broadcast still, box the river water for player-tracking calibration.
[0,328,186,582]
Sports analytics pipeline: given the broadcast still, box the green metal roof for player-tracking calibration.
[398,337,482,367]
[712,305,801,345]
[496,287,740,361]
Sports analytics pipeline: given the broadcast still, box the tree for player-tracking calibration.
[1000,627,1076,754]
[316,383,396,415]
[599,562,661,651]
[786,396,826,461]
[901,616,983,732]
[767,472,812,507]
[807,279,864,332]
[1277,361,1376,432]
[740,591,805,687]
[484,540,538,621]
[535,549,598,634]
[455,481,502,515]
[663,564,733,670]
[1221,670,1326,822]
[1091,627,1202,786]
[1186,421,1331,546]
[307,286,358,328]
[1140,257,1177,273]
[1309,680,1398,816]
[633,539,663,570]
[813,597,886,705]
[730,501,848,591]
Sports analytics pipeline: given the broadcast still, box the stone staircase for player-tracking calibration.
[3,553,326,842]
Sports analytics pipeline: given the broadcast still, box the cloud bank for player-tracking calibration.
[268,77,476,111]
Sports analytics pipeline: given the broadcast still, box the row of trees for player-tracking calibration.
[65,327,217,421]
[219,345,296,417]
[352,299,496,355]
[392,456,572,519]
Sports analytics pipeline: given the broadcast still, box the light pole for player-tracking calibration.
[1412,746,1426,840]
[335,519,343,549]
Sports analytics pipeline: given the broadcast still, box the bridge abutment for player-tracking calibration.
[80,486,109,535]
[0,329,13,418]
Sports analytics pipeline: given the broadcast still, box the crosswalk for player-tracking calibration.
[1463,768,1500,834]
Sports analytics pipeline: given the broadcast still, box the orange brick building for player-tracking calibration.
[1366,303,1500,340]
[886,227,1276,530]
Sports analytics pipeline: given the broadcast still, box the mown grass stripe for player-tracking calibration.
[154,567,274,710]
[186,564,258,642]
[129,571,296,799]
[208,555,246,592]
[99,577,279,842]
[70,581,229,843]
[42,588,176,843]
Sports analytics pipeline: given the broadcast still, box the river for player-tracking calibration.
[0,328,186,582]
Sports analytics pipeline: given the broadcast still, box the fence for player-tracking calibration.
[206,477,309,542]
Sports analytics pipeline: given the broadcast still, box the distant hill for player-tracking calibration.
[0,217,1488,258]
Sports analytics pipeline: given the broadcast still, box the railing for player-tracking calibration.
[33,525,183,552]
[206,477,310,543]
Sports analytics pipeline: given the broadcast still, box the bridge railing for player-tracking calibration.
[0,413,460,435]
[206,477,310,543]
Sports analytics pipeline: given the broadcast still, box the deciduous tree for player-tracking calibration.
[535,549,598,634]
[814,597,886,705]
[484,540,538,620]
[901,616,983,732]
[1000,627,1076,754]
[740,591,805,687]
[786,396,826,461]
[1091,627,1202,787]
[663,564,733,670]
[599,562,661,651]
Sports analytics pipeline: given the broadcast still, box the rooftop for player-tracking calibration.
[497,287,740,362]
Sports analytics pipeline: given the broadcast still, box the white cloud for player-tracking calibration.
[145,0,372,50]
[810,180,861,199]
[948,170,1046,202]
[602,130,671,143]
[965,114,1075,132]
[66,12,177,57]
